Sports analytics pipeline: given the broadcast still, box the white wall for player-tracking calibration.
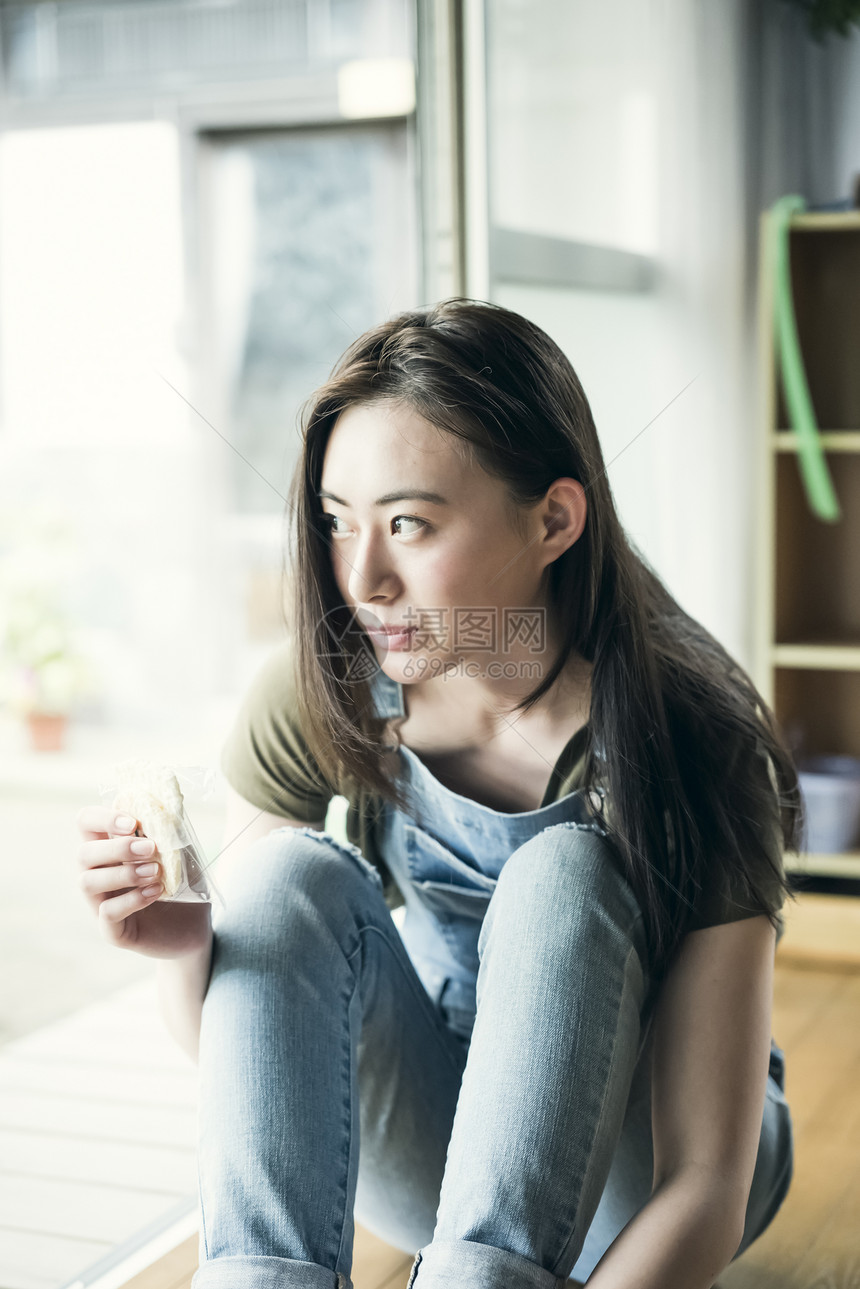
[486,0,860,670]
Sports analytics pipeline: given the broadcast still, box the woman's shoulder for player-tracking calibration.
[599,713,787,936]
[684,721,787,935]
[219,638,334,819]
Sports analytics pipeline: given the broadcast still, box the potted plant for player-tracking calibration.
[0,587,95,751]
[0,507,97,752]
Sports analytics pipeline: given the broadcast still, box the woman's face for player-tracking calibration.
[319,400,568,688]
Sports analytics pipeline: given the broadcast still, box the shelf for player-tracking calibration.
[785,851,860,880]
[773,432,860,452]
[774,224,860,430]
[775,669,860,758]
[775,454,860,643]
[761,214,860,913]
[772,644,860,670]
[790,211,860,232]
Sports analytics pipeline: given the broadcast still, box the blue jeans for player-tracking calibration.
[191,824,793,1289]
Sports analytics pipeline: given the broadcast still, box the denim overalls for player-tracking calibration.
[192,669,794,1289]
[371,668,789,1093]
[370,669,608,1045]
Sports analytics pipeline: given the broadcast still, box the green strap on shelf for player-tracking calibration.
[770,194,841,522]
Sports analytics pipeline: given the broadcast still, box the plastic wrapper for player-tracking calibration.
[98,759,225,911]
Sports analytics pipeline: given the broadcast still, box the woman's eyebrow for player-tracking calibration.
[318,489,450,507]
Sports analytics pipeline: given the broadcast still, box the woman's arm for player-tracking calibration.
[584,913,777,1288]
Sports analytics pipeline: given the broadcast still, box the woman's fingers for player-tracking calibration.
[79,857,162,898]
[76,805,138,844]
[81,860,164,948]
[98,883,163,923]
[95,885,163,947]
[75,802,210,958]
[76,833,156,871]
[75,807,163,935]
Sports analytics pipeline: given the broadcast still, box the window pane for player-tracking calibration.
[205,124,417,515]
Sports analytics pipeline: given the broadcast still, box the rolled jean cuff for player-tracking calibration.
[191,1254,349,1289]
[407,1239,565,1289]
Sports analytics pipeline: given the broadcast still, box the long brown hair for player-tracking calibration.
[286,298,802,980]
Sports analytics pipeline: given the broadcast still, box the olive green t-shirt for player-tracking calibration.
[220,642,787,942]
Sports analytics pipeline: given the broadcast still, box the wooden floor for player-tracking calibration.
[717,966,860,1289]
[2,894,858,1289]
[138,960,860,1289]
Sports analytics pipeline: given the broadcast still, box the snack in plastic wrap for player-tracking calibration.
[105,759,222,907]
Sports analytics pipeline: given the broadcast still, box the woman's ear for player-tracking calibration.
[541,478,587,560]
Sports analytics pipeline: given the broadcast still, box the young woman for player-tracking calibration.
[77,300,799,1289]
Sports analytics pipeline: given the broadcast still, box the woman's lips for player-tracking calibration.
[366,625,417,650]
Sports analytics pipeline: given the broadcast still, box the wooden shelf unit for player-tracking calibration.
[757,210,860,881]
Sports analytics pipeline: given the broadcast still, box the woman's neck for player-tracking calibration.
[400,652,592,746]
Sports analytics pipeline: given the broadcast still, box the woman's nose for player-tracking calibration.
[345,534,398,603]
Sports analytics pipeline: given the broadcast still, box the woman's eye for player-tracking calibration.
[321,513,426,537]
[391,515,426,535]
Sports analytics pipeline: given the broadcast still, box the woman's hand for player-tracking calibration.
[75,807,212,960]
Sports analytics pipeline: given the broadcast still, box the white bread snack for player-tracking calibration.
[112,760,188,898]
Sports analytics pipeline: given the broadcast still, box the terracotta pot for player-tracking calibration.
[26,712,68,752]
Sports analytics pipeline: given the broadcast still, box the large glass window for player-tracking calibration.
[0,5,422,1285]
[202,124,418,517]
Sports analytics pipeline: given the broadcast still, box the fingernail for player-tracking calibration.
[115,815,136,832]
[135,863,158,877]
[130,839,154,856]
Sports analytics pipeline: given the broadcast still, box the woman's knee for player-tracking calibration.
[485,823,649,970]
[497,823,639,917]
[213,826,384,949]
